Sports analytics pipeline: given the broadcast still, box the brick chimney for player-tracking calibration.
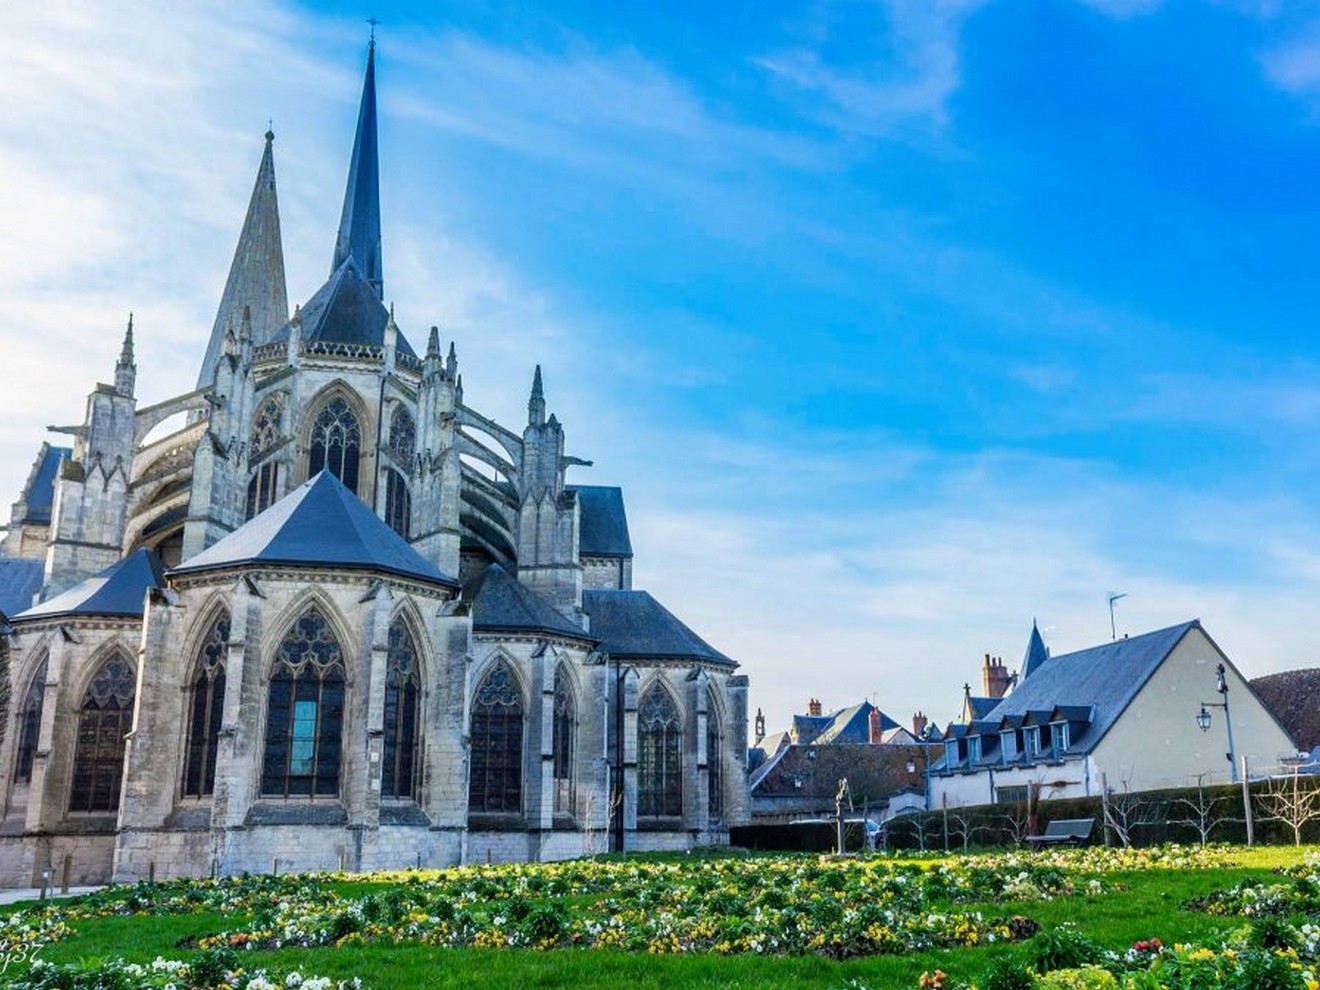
[913,711,928,738]
[983,653,1011,699]
[807,698,822,717]
[868,706,884,744]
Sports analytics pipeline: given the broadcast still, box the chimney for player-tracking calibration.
[983,653,1011,699]
[807,698,822,717]
[868,706,884,744]
[913,711,928,738]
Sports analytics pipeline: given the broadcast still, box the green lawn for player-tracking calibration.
[11,845,1320,990]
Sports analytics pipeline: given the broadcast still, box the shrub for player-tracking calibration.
[1035,967,1117,990]
[981,954,1038,990]
[1027,925,1104,973]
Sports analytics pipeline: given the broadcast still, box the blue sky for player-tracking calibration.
[7,0,1320,732]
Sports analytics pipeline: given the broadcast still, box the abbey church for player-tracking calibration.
[0,45,750,885]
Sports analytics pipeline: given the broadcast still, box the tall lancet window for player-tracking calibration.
[382,620,421,800]
[246,395,285,519]
[552,670,576,814]
[182,613,230,798]
[468,660,523,814]
[261,609,345,798]
[13,657,48,783]
[388,406,415,467]
[638,685,682,817]
[246,463,280,520]
[707,688,723,821]
[383,469,411,540]
[70,654,135,813]
[308,397,362,494]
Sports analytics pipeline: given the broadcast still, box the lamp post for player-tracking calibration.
[1195,662,1238,784]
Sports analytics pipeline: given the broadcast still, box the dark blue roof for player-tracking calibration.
[171,471,457,587]
[582,589,734,665]
[465,563,592,641]
[569,486,632,557]
[980,620,1199,754]
[1022,620,1050,680]
[21,445,70,525]
[15,549,165,622]
[0,558,44,621]
[965,696,998,719]
[332,44,383,298]
[813,701,900,745]
[286,258,415,357]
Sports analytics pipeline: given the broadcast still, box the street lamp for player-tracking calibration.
[1194,662,1238,783]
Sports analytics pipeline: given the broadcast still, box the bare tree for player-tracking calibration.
[946,808,984,852]
[997,801,1033,848]
[1103,778,1165,848]
[899,812,939,852]
[1258,765,1320,846]
[1169,773,1240,847]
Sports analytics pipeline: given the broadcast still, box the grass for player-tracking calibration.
[16,845,1320,990]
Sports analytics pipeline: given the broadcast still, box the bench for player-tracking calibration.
[1026,818,1094,847]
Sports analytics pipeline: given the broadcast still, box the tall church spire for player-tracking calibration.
[197,130,288,388]
[332,42,383,299]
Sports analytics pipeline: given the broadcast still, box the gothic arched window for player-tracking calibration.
[245,461,279,520]
[13,657,48,784]
[552,671,576,814]
[382,620,421,801]
[388,406,415,467]
[260,609,345,798]
[383,469,411,540]
[468,660,523,814]
[70,654,135,813]
[250,394,285,458]
[638,685,682,818]
[182,613,229,798]
[308,396,362,494]
[707,689,723,821]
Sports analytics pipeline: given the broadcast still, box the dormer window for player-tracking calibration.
[968,736,982,763]
[1000,729,1016,762]
[1024,727,1040,759]
[1051,721,1070,755]
[945,740,958,767]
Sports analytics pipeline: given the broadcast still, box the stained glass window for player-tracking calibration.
[13,657,48,783]
[388,406,415,466]
[382,620,421,800]
[69,654,135,813]
[468,660,523,814]
[383,469,411,540]
[552,671,576,814]
[638,685,682,817]
[245,461,279,519]
[260,609,344,798]
[308,397,361,494]
[250,394,285,458]
[182,613,229,798]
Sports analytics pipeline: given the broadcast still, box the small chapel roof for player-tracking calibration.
[171,471,456,587]
[0,558,44,621]
[13,549,166,622]
[583,589,734,665]
[464,563,594,641]
[280,258,416,357]
[568,486,633,558]
[14,444,70,525]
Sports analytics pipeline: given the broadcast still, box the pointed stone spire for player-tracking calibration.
[446,341,458,377]
[115,313,136,396]
[197,130,288,387]
[332,42,383,299]
[426,325,440,358]
[528,365,546,426]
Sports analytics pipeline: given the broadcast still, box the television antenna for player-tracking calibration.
[1107,592,1127,641]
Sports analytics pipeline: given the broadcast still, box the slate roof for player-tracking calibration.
[171,471,456,587]
[812,702,900,746]
[964,695,999,720]
[464,563,593,641]
[1022,621,1050,680]
[19,444,70,525]
[285,258,415,357]
[1251,669,1320,751]
[14,549,166,622]
[568,486,633,557]
[0,558,44,621]
[332,43,383,298]
[582,589,734,665]
[750,742,924,803]
[979,620,1200,754]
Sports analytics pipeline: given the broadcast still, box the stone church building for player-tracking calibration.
[0,45,750,886]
